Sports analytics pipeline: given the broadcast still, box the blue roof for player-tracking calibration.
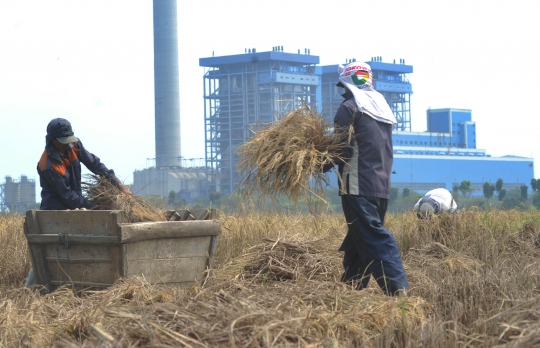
[368,61,413,73]
[502,155,529,158]
[200,51,320,67]
[320,65,339,74]
[320,62,413,75]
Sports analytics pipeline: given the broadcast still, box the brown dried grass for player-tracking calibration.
[0,212,31,286]
[241,237,340,282]
[237,104,349,204]
[2,209,540,347]
[82,174,166,223]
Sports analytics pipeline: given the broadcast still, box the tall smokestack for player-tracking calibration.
[153,0,181,167]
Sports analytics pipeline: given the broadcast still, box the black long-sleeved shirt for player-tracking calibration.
[331,91,393,199]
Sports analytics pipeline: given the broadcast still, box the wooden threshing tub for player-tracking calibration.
[24,209,220,292]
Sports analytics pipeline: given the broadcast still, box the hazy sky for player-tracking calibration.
[1,0,539,198]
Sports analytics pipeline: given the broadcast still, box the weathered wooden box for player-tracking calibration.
[24,209,220,292]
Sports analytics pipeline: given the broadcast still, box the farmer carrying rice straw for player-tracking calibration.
[323,61,409,296]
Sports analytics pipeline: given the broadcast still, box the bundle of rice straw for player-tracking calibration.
[82,174,166,223]
[237,103,349,203]
[243,238,340,282]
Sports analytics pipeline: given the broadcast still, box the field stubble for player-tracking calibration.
[1,209,540,347]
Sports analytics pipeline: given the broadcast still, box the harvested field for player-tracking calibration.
[1,209,540,347]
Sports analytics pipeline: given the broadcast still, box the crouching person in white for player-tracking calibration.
[414,188,457,218]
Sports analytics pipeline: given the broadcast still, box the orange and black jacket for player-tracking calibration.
[37,138,120,210]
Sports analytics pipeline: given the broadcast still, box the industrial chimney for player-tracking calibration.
[153,0,181,168]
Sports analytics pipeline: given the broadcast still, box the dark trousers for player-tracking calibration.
[339,194,409,296]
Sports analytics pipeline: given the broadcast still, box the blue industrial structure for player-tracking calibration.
[200,47,319,194]
[391,153,534,193]
[390,108,534,192]
[200,49,534,196]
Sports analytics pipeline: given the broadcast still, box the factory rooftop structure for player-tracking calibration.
[199,48,534,195]
[200,47,319,194]
[388,108,533,191]
[0,175,36,212]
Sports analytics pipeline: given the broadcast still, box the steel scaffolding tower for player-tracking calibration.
[318,65,344,124]
[369,57,413,131]
[200,49,320,194]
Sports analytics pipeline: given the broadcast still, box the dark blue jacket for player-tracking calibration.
[330,91,394,199]
[37,139,120,210]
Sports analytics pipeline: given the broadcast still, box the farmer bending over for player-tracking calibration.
[414,188,457,219]
[25,118,131,287]
[38,118,131,209]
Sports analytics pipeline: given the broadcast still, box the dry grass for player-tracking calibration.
[0,212,31,286]
[82,174,166,223]
[1,208,540,347]
[237,104,349,204]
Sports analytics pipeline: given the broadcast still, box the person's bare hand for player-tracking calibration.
[118,183,133,196]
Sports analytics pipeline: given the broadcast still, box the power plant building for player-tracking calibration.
[134,3,530,200]
[0,176,36,212]
[131,0,206,200]
[391,108,533,191]
[200,47,319,194]
[199,49,534,195]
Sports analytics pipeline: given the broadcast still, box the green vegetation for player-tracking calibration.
[161,177,540,214]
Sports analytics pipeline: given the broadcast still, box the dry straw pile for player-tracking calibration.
[1,212,430,347]
[2,209,540,346]
[241,237,338,282]
[237,104,349,203]
[0,213,31,286]
[82,174,166,223]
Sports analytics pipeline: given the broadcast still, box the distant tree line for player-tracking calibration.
[157,177,540,213]
[478,178,540,210]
